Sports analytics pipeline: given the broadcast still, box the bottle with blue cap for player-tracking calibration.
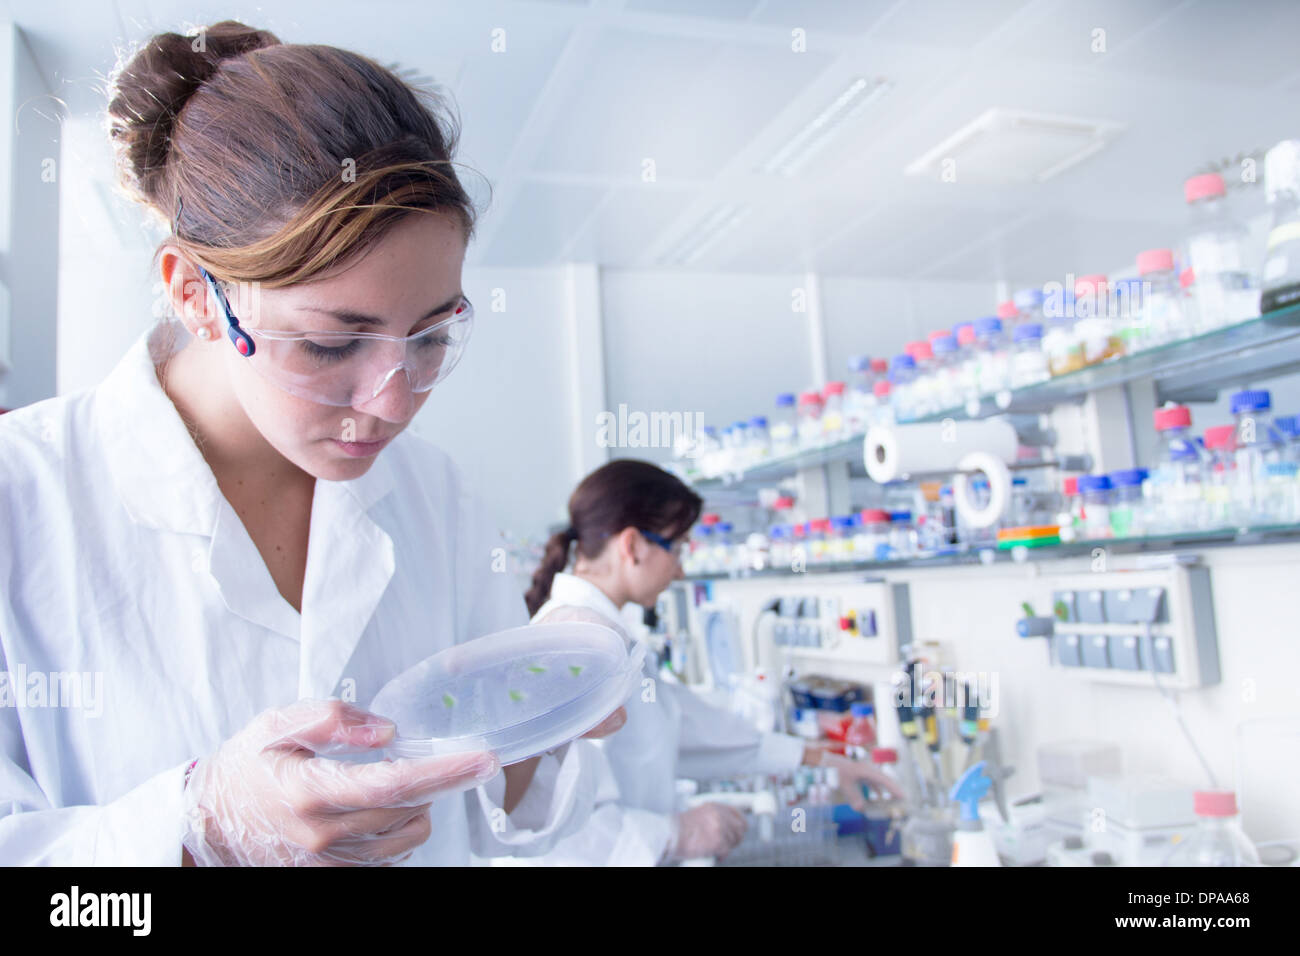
[1108,468,1150,537]
[1230,389,1282,522]
[1077,474,1114,539]
[972,316,1010,397]
[889,354,918,422]
[771,393,797,456]
[949,761,1001,866]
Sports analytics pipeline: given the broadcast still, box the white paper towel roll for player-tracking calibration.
[952,452,1012,530]
[863,419,1018,484]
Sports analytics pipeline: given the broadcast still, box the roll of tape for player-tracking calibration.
[952,452,1011,530]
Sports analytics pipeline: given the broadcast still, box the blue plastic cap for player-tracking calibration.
[1012,476,1027,486]
[703,425,717,436]
[1014,322,1044,341]
[1275,415,1300,438]
[1266,461,1299,478]
[732,421,748,430]
[848,355,870,371]
[850,702,873,717]
[776,393,796,407]
[716,522,733,533]
[891,354,916,370]
[1230,389,1271,414]
[973,316,1003,335]
[832,516,855,529]
[697,526,713,537]
[1110,468,1149,487]
[1013,288,1045,310]
[749,415,768,428]
[768,525,787,539]
[889,510,912,521]
[1077,474,1113,492]
[950,761,992,824]
[931,334,958,354]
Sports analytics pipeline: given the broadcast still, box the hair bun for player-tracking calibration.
[108,20,280,210]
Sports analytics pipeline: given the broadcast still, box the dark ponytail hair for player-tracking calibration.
[525,459,703,617]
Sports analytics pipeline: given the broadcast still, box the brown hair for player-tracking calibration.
[525,459,703,617]
[107,20,478,290]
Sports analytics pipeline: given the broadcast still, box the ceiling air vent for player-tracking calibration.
[904,108,1125,185]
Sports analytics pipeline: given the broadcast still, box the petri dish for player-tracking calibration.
[370,621,645,766]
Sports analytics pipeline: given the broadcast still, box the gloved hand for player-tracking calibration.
[664,802,748,862]
[818,751,906,809]
[181,699,500,866]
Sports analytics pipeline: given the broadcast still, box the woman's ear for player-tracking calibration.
[158,246,215,333]
[616,526,642,567]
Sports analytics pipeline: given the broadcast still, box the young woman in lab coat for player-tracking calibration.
[0,21,622,866]
[523,460,902,865]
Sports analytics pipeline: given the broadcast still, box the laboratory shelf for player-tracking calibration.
[681,302,1300,491]
[903,302,1300,423]
[682,520,1300,581]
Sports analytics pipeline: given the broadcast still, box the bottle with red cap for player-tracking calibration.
[905,339,938,417]
[1143,404,1206,532]
[1057,475,1083,542]
[1135,248,1190,349]
[1183,171,1260,332]
[1164,790,1260,866]
[822,380,847,441]
[796,390,824,449]
[871,378,894,428]
[1202,424,1238,527]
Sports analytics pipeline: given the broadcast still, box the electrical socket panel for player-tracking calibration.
[766,581,912,669]
[1040,565,1219,689]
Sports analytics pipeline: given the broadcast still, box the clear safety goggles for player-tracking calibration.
[199,266,474,407]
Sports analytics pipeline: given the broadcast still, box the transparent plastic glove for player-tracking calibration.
[181,699,500,866]
[820,751,905,808]
[664,802,748,862]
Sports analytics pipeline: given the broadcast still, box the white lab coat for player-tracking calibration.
[522,573,805,865]
[0,320,597,865]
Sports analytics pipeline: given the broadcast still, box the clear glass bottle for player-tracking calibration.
[1231,389,1281,524]
[698,425,724,478]
[929,334,961,411]
[771,393,798,457]
[996,299,1020,330]
[1144,405,1206,533]
[726,421,749,472]
[888,510,917,559]
[905,340,937,417]
[1009,322,1049,389]
[1165,791,1260,866]
[1057,475,1082,542]
[1108,468,1149,538]
[859,509,892,561]
[1135,248,1190,347]
[1184,172,1260,331]
[1262,140,1300,314]
[822,381,847,442]
[1042,297,1086,377]
[1077,474,1113,539]
[972,316,1010,397]
[693,524,715,573]
[1275,415,1300,463]
[1262,462,1300,523]
[797,391,824,448]
[1110,277,1148,354]
[712,521,734,573]
[871,379,895,426]
[952,323,979,403]
[830,515,856,562]
[769,524,793,570]
[748,415,771,463]
[1074,274,1124,365]
[1202,425,1238,527]
[889,355,918,422]
[845,356,876,435]
[807,518,830,565]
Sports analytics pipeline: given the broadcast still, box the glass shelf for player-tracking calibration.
[682,520,1300,580]
[683,302,1300,490]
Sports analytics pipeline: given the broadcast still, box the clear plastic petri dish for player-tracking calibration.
[370,621,645,767]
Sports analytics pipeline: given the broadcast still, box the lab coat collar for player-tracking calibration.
[547,573,626,626]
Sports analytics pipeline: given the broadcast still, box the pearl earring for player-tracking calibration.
[196,327,212,340]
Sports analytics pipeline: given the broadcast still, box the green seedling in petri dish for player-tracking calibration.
[526,664,546,674]
[509,689,525,703]
[569,665,584,677]
[442,693,456,709]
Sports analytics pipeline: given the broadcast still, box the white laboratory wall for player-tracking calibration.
[411,266,580,538]
[1,23,61,410]
[600,269,994,467]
